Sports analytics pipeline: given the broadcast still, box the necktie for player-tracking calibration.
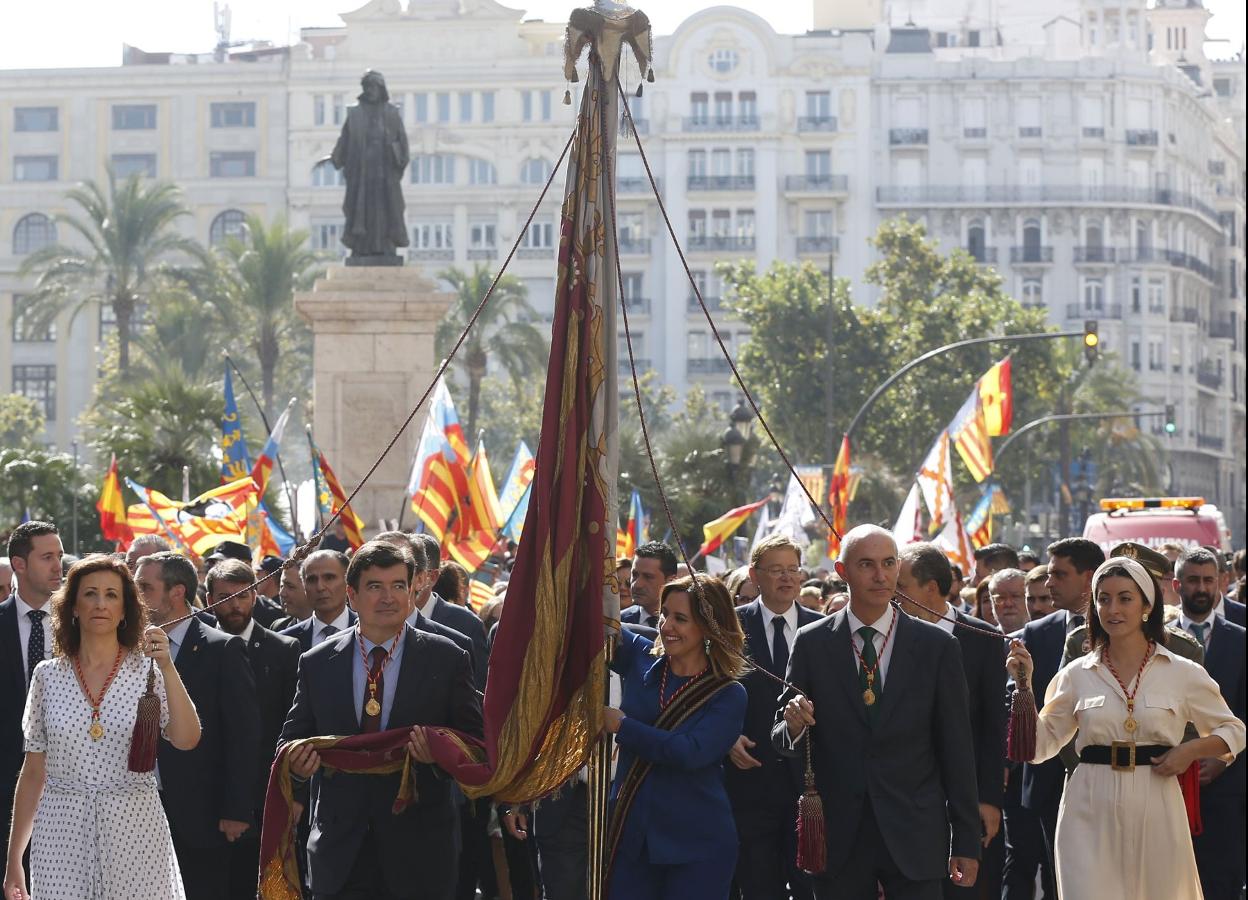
[1068,614,1085,634]
[1190,621,1209,647]
[645,614,658,629]
[857,625,881,720]
[771,617,789,677]
[361,646,386,733]
[319,624,338,644]
[27,610,47,685]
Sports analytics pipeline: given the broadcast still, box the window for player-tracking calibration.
[331,95,344,125]
[962,97,986,136]
[621,273,644,300]
[1147,339,1164,371]
[209,210,247,247]
[736,149,754,177]
[738,92,757,123]
[210,102,256,128]
[687,330,708,358]
[714,92,732,123]
[1213,78,1232,98]
[1022,219,1042,254]
[1085,222,1104,249]
[688,150,707,177]
[1130,276,1142,313]
[459,92,473,122]
[1021,277,1043,306]
[618,213,645,244]
[522,90,552,123]
[481,92,495,123]
[520,158,552,185]
[805,210,833,238]
[436,92,451,122]
[1147,279,1165,313]
[210,152,256,178]
[806,91,831,120]
[690,93,709,123]
[414,94,429,123]
[111,153,156,178]
[313,95,325,125]
[112,104,156,130]
[711,149,731,177]
[1135,220,1150,251]
[522,221,554,249]
[469,222,496,249]
[736,209,755,238]
[541,90,553,121]
[1017,96,1041,136]
[13,214,56,255]
[310,220,342,252]
[411,222,454,250]
[11,295,55,342]
[1130,340,1141,371]
[468,159,497,185]
[312,159,344,187]
[805,150,831,177]
[967,220,986,259]
[711,209,732,237]
[708,48,739,73]
[14,156,57,182]
[15,107,58,132]
[1083,278,1105,311]
[688,210,707,239]
[12,365,56,420]
[411,154,456,184]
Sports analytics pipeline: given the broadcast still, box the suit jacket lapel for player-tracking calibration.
[0,600,24,694]
[325,630,359,732]
[390,626,429,727]
[174,618,206,681]
[874,610,915,730]
[743,601,773,671]
[1205,619,1231,693]
[829,612,868,725]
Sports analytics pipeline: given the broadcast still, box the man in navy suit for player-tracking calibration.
[1,522,62,874]
[137,552,262,900]
[411,533,488,692]
[727,533,821,900]
[619,541,678,629]
[1012,538,1103,898]
[898,544,1007,899]
[775,526,980,899]
[281,550,357,652]
[1175,547,1247,900]
[281,541,483,900]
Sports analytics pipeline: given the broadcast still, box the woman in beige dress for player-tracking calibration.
[1007,556,1244,900]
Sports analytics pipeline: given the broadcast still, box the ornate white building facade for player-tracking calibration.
[0,0,1242,538]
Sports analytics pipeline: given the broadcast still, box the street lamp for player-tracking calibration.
[729,398,755,440]
[721,424,747,467]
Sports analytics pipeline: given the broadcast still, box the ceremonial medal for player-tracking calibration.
[851,611,897,709]
[89,721,105,741]
[1124,702,1138,734]
[357,631,402,722]
[862,688,876,707]
[73,646,126,746]
[1104,642,1154,738]
[365,697,382,718]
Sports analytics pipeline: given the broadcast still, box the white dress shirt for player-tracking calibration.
[312,606,351,646]
[846,602,898,684]
[759,600,800,661]
[14,591,53,684]
[930,602,957,635]
[237,617,256,644]
[1178,610,1214,649]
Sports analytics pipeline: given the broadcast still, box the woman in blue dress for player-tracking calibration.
[604,574,748,900]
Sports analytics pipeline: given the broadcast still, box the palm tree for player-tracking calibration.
[19,172,198,376]
[206,215,320,419]
[435,264,547,440]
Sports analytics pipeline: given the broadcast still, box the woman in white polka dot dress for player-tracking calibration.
[3,556,201,900]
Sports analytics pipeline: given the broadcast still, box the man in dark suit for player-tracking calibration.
[619,541,678,628]
[206,558,302,898]
[412,533,487,692]
[774,525,980,899]
[281,541,483,900]
[1010,538,1103,898]
[727,533,821,900]
[898,543,1007,899]
[1175,547,1247,900]
[203,539,286,628]
[136,552,262,900]
[281,550,357,652]
[1,522,62,873]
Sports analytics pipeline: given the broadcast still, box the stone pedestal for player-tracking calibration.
[295,265,452,534]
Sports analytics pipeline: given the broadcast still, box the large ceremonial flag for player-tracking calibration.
[827,435,851,556]
[221,365,252,483]
[446,438,504,574]
[420,24,643,804]
[699,498,769,558]
[497,442,536,543]
[406,379,473,540]
[310,440,366,550]
[949,388,994,483]
[125,476,258,558]
[916,430,955,531]
[979,357,1013,436]
[96,455,133,545]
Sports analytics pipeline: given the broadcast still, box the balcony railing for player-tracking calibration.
[619,358,651,374]
[1196,362,1224,390]
[687,175,755,191]
[618,238,651,255]
[1126,129,1159,146]
[796,236,840,254]
[968,247,998,264]
[618,176,659,193]
[1074,246,1117,263]
[874,185,1218,222]
[1067,303,1124,320]
[1196,433,1225,451]
[466,247,497,260]
[889,127,929,145]
[1010,246,1054,264]
[1208,319,1237,340]
[687,357,733,375]
[1162,250,1219,284]
[620,117,649,137]
[1170,306,1199,323]
[784,174,849,193]
[1082,126,1106,139]
[1019,127,1043,138]
[798,115,838,132]
[683,116,760,132]
[622,296,651,314]
[407,248,454,262]
[687,235,756,252]
[516,246,554,259]
[962,127,987,139]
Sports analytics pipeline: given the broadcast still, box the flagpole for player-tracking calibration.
[225,353,301,542]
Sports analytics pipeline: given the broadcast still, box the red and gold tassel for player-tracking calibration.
[128,660,161,772]
[795,737,826,874]
[1006,681,1037,763]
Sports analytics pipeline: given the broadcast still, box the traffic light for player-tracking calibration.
[1164,403,1176,435]
[1083,320,1099,365]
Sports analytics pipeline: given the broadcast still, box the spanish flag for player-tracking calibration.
[96,455,132,546]
[978,357,1013,437]
[699,498,769,558]
[827,435,851,556]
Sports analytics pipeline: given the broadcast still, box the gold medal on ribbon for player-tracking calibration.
[862,689,876,707]
[365,697,382,718]
[1124,716,1138,733]
[89,721,104,741]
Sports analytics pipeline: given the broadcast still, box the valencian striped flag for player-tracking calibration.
[96,455,132,546]
[467,578,495,615]
[407,378,473,540]
[446,438,503,574]
[624,488,647,552]
[949,388,994,483]
[616,527,634,561]
[310,440,365,550]
[125,476,258,558]
[497,442,536,543]
[700,498,770,558]
[221,366,252,483]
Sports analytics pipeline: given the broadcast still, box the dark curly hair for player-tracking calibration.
[51,555,147,656]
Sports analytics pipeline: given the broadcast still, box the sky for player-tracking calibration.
[2,0,1243,70]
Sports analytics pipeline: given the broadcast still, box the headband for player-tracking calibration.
[1092,556,1156,606]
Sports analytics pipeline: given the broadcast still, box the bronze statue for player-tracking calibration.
[330,70,409,265]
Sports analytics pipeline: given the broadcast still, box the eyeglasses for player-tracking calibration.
[760,566,802,578]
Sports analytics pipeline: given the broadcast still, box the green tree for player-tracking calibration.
[203,215,319,419]
[0,395,46,451]
[19,172,199,376]
[0,448,104,550]
[435,265,547,440]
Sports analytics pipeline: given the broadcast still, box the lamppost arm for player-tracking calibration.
[995,410,1166,462]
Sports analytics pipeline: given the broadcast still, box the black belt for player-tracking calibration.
[1080,743,1170,771]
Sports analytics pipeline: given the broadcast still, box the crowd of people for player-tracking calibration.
[1,518,1244,900]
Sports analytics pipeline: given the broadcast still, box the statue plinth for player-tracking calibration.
[295,265,452,534]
